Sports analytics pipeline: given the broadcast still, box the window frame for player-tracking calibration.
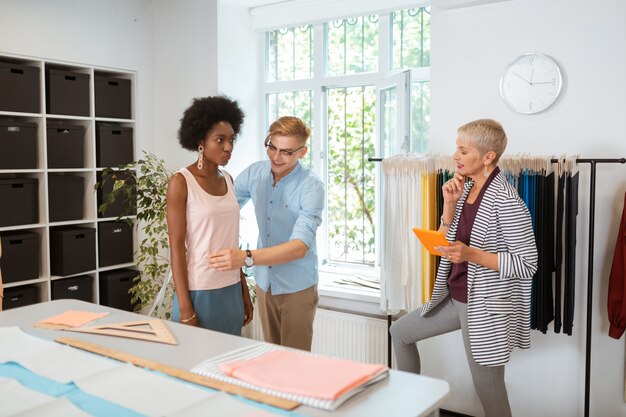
[262,11,430,282]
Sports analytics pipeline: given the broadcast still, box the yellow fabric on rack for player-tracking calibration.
[421,172,438,304]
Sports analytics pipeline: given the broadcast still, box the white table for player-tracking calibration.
[0,300,450,417]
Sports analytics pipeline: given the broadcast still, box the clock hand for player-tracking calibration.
[512,71,531,85]
[530,68,534,85]
[531,81,555,85]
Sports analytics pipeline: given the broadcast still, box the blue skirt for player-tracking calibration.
[171,282,244,336]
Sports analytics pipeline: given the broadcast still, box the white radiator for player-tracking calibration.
[243,308,389,365]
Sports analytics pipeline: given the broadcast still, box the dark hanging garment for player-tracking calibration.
[554,169,566,333]
[563,170,579,336]
[608,192,626,339]
[532,170,555,333]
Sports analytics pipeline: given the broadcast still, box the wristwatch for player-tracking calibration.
[244,249,254,268]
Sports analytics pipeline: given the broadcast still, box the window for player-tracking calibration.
[263,6,431,275]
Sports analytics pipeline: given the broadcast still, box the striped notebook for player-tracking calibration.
[191,343,389,411]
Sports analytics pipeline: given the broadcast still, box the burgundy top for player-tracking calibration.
[447,167,500,303]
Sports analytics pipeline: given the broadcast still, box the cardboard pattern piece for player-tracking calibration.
[66,319,178,345]
[412,228,450,257]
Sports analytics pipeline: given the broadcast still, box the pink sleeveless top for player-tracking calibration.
[179,168,240,290]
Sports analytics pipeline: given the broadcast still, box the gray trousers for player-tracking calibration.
[389,296,512,417]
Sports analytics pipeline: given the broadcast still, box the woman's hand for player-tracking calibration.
[436,241,473,263]
[442,173,465,205]
[243,295,254,326]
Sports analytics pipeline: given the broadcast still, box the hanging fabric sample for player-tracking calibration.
[608,191,626,339]
[563,156,579,336]
[380,155,424,314]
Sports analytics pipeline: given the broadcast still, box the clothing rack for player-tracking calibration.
[369,156,626,417]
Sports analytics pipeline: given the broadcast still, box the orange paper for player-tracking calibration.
[220,350,386,400]
[40,310,109,328]
[412,228,450,257]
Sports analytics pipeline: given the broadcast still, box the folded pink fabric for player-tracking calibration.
[220,350,386,400]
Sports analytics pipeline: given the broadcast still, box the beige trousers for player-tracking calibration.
[257,285,318,351]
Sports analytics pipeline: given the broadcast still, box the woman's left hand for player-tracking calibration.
[243,293,254,325]
[436,241,474,263]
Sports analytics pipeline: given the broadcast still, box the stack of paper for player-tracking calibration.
[192,343,388,411]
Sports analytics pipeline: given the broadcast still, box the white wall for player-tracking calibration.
[152,0,219,172]
[424,1,626,416]
[0,0,155,153]
[216,0,264,248]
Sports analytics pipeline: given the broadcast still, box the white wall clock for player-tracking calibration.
[499,52,563,114]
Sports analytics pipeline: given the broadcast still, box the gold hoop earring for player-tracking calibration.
[197,145,204,170]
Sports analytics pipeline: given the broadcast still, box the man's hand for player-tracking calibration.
[208,248,246,270]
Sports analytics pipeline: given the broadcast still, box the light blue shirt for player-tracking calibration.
[235,160,325,295]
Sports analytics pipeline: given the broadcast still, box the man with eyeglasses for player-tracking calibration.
[209,116,324,351]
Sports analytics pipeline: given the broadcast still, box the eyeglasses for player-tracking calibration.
[264,137,305,157]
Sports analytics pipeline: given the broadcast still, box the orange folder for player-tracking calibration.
[412,228,449,257]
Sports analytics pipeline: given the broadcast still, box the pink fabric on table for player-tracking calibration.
[40,310,109,327]
[220,350,386,400]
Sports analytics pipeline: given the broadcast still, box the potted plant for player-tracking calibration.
[95,151,173,317]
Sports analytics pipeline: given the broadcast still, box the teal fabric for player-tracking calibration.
[171,282,244,336]
[0,362,144,417]
[0,362,307,417]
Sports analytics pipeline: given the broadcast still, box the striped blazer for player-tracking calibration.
[421,170,538,366]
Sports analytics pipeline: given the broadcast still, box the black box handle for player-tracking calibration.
[68,285,79,291]
[11,184,24,189]
[7,127,20,132]
[8,239,23,245]
[75,234,85,239]
[112,130,121,135]
[10,295,23,301]
[120,277,130,282]
[57,129,70,134]
[10,68,24,74]
[65,75,76,81]
[108,81,119,86]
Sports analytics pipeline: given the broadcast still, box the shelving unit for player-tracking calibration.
[0,53,138,310]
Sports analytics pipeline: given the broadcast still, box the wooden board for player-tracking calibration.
[55,337,300,411]
[66,320,177,345]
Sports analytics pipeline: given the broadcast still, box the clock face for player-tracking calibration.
[499,53,563,114]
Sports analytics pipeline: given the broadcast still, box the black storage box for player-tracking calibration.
[0,178,38,227]
[95,76,131,119]
[99,268,139,311]
[98,221,133,267]
[50,227,96,276]
[48,174,84,222]
[96,124,133,167]
[52,275,93,302]
[0,232,39,284]
[0,61,40,113]
[97,171,136,218]
[45,68,90,116]
[0,120,38,169]
[3,285,38,310]
[47,124,85,168]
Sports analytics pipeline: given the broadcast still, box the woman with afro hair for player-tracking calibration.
[166,96,253,335]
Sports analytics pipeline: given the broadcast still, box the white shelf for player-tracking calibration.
[1,52,138,308]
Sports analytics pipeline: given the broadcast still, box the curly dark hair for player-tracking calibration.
[177,95,245,151]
